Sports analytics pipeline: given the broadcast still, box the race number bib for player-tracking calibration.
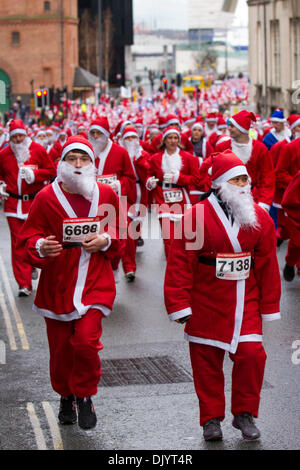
[216,252,251,280]
[97,174,117,185]
[63,217,100,243]
[163,189,183,203]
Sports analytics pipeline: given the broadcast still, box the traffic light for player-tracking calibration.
[162,77,168,91]
[43,88,49,107]
[34,88,49,108]
[35,89,43,108]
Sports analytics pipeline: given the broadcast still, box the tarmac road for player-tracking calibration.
[0,208,299,452]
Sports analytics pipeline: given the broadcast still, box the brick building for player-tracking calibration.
[0,0,79,108]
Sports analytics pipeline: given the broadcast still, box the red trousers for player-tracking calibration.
[122,219,142,274]
[7,216,32,289]
[44,308,103,398]
[189,342,267,426]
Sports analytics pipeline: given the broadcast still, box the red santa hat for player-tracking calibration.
[229,110,256,134]
[209,150,248,188]
[191,122,203,132]
[217,117,227,129]
[206,113,218,122]
[61,135,95,163]
[162,126,181,141]
[122,126,139,140]
[89,116,110,138]
[9,119,27,137]
[165,114,181,128]
[287,114,300,130]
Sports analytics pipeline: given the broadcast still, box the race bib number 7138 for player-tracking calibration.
[216,252,251,280]
[63,217,100,243]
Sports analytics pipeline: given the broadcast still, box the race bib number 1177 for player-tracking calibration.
[62,217,100,243]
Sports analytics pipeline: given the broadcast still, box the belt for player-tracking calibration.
[157,182,182,189]
[198,256,255,268]
[63,242,83,250]
[7,191,38,201]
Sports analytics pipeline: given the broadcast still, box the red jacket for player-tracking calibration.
[164,193,281,353]
[95,140,136,198]
[17,181,123,320]
[0,141,56,219]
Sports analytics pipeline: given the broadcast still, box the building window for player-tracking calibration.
[292,18,300,81]
[44,1,51,11]
[11,32,20,45]
[271,20,280,84]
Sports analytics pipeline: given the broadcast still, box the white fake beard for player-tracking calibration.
[35,138,48,149]
[57,161,97,202]
[231,138,253,164]
[10,136,31,165]
[217,182,259,229]
[89,135,108,156]
[123,139,141,159]
[273,127,290,141]
[205,124,217,137]
[162,150,182,174]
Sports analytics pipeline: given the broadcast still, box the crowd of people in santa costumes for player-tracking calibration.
[0,75,298,437]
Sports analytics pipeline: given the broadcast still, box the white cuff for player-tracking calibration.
[258,202,270,212]
[168,307,192,321]
[100,233,112,252]
[261,312,281,321]
[36,238,46,258]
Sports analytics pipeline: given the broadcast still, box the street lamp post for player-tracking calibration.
[98,0,103,103]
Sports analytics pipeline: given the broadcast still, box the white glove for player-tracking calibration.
[148,176,159,189]
[0,182,9,199]
[20,167,35,184]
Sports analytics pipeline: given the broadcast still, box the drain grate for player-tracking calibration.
[100,356,193,387]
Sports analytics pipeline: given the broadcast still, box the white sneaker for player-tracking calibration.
[18,287,32,297]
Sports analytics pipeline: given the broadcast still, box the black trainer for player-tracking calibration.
[76,397,97,430]
[283,263,295,282]
[232,413,261,440]
[203,418,223,441]
[58,394,77,425]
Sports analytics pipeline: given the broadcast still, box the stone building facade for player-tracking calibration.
[248,0,300,117]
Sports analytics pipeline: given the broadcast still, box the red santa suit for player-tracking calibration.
[90,118,136,274]
[164,151,281,426]
[118,127,151,276]
[17,136,123,398]
[146,127,199,258]
[281,170,300,267]
[0,120,56,292]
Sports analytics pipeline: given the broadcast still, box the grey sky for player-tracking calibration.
[133,0,248,30]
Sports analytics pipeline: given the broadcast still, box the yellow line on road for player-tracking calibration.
[0,255,29,350]
[26,402,47,450]
[42,401,64,450]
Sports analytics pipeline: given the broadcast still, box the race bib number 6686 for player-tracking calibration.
[216,252,251,280]
[63,217,100,243]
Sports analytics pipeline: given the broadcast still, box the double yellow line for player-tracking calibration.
[0,254,29,350]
